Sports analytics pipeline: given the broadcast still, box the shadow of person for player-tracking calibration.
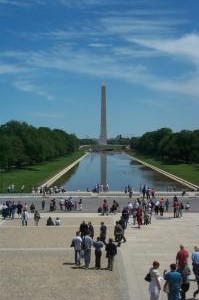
[62,262,75,266]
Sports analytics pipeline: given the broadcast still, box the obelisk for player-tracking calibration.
[99,84,107,145]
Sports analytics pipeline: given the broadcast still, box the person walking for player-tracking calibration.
[136,206,143,229]
[148,261,162,300]
[164,263,181,300]
[71,231,82,266]
[105,238,117,271]
[93,237,104,269]
[114,221,126,245]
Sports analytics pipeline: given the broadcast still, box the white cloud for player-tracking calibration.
[132,33,199,64]
[0,63,27,74]
[13,80,54,101]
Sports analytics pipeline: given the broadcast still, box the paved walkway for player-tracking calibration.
[0,211,198,300]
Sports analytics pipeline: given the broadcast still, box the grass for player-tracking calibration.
[0,151,84,193]
[128,151,199,186]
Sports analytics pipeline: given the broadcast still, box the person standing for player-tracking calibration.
[79,198,83,211]
[10,201,17,220]
[164,263,181,300]
[192,246,199,298]
[176,245,189,270]
[102,199,108,215]
[105,238,117,271]
[100,222,107,244]
[148,261,161,300]
[79,220,88,238]
[71,231,82,266]
[21,209,29,226]
[165,199,170,212]
[34,210,40,226]
[17,201,23,218]
[93,237,104,269]
[82,233,93,269]
[88,221,94,239]
[159,198,164,216]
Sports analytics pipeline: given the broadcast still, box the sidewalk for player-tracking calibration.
[114,211,198,300]
[0,211,198,300]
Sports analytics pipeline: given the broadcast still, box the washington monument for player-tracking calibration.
[99,84,107,145]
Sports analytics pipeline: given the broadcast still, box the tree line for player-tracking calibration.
[0,121,79,169]
[130,128,199,164]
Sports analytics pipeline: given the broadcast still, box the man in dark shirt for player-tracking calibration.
[79,221,88,238]
[105,238,117,271]
[100,222,107,244]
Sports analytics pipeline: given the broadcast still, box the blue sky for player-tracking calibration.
[0,0,198,138]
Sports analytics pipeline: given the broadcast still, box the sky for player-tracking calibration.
[0,0,199,139]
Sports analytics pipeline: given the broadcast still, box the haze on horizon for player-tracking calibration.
[0,0,198,139]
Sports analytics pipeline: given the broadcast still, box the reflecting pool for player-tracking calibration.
[54,152,184,192]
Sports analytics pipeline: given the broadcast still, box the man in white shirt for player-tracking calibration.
[71,231,82,266]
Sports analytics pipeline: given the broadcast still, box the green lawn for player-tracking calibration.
[0,151,84,193]
[129,152,199,186]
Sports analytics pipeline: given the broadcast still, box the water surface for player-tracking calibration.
[55,152,184,192]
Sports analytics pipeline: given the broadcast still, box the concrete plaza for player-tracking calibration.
[0,210,198,300]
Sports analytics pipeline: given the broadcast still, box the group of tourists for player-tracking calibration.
[114,195,190,230]
[71,220,117,271]
[47,197,82,212]
[147,245,199,300]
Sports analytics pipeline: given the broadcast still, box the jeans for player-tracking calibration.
[75,250,81,265]
[84,249,91,268]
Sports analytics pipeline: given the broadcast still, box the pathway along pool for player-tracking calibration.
[53,152,185,192]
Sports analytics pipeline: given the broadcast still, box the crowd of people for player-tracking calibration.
[147,245,199,300]
[0,188,197,298]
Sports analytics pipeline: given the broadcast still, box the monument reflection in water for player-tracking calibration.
[60,152,184,192]
[100,152,107,191]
